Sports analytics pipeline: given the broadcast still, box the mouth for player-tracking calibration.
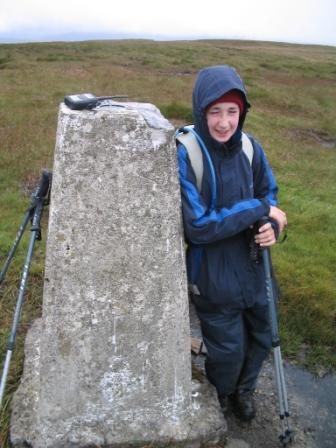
[215,130,231,139]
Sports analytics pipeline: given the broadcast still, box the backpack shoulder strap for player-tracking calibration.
[176,127,254,193]
[241,132,254,165]
[176,126,203,192]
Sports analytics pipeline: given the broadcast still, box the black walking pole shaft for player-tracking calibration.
[0,200,44,407]
[0,211,31,285]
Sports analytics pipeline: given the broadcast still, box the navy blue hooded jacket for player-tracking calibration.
[177,65,278,307]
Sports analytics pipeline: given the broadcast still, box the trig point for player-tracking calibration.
[11,101,225,447]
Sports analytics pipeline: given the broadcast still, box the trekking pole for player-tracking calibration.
[0,171,52,286]
[257,218,294,446]
[0,212,31,286]
[0,170,52,408]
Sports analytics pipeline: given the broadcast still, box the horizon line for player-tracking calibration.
[0,31,335,48]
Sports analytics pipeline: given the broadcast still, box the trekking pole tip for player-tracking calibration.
[279,428,294,446]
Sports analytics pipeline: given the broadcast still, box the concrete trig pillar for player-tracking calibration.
[10,101,225,447]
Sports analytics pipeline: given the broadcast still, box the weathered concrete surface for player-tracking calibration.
[11,102,226,447]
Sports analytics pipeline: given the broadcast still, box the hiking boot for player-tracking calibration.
[218,394,229,415]
[230,390,256,421]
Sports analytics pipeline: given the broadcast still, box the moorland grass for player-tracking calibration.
[0,39,335,446]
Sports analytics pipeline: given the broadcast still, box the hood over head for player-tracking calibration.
[192,65,251,150]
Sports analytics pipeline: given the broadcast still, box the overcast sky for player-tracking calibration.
[1,0,335,46]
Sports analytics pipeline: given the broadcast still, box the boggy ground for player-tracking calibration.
[223,360,313,448]
[190,302,336,448]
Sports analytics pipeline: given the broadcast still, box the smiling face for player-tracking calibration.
[206,101,240,143]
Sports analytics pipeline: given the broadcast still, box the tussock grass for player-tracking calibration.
[159,101,193,122]
[0,39,335,446]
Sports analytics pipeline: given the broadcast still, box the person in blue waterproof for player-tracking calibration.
[177,65,287,421]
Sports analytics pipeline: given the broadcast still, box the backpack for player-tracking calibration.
[176,125,254,193]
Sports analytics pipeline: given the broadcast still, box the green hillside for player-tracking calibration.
[0,39,336,446]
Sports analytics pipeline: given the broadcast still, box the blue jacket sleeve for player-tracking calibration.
[177,143,271,245]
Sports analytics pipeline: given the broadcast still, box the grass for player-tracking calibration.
[0,38,336,446]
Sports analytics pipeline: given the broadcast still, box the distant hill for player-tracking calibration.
[0,31,221,44]
[0,31,158,43]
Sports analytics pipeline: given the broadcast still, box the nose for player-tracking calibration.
[217,112,229,129]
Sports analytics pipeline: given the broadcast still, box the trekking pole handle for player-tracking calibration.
[31,201,44,240]
[257,216,269,235]
[33,170,52,199]
[249,216,269,261]
[255,216,272,251]
[29,170,52,212]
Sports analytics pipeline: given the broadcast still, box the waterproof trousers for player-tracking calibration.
[192,294,272,397]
